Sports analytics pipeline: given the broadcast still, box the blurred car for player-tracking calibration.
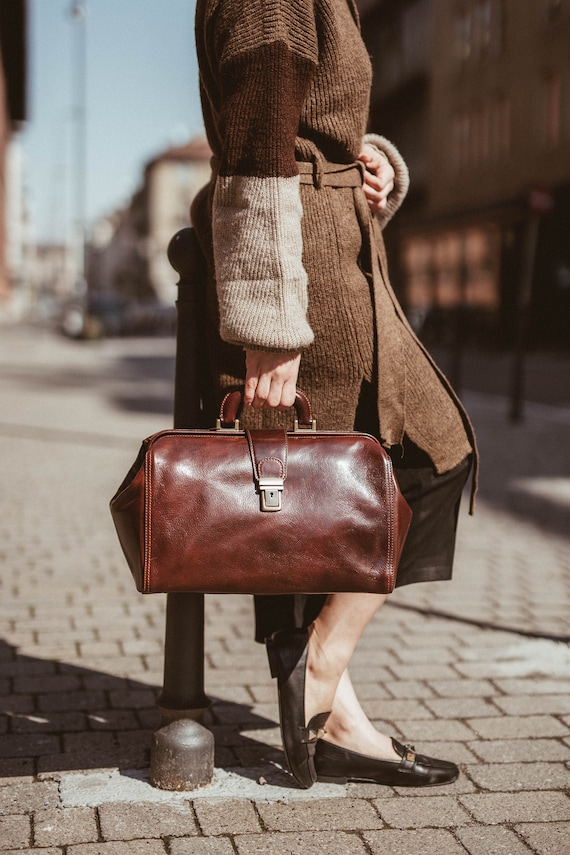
[60,292,176,339]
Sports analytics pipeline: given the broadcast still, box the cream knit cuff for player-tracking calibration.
[362,133,410,227]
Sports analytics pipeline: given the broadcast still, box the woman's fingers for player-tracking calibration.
[359,144,395,214]
[244,350,301,409]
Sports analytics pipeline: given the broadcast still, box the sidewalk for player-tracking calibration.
[0,325,568,854]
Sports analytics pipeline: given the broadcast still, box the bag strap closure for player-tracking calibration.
[246,429,288,512]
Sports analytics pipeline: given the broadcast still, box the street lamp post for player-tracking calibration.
[70,2,87,294]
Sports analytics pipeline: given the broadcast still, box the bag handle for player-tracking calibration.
[217,388,316,431]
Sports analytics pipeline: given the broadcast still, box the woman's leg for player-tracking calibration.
[305,591,400,761]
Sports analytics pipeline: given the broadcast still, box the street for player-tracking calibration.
[0,324,568,854]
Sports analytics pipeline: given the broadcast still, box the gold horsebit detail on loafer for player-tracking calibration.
[309,727,327,741]
[300,726,327,743]
[403,744,417,764]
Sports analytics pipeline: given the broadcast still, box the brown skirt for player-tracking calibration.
[253,381,471,643]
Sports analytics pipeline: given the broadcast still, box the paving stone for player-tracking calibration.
[339,681,392,701]
[34,807,99,846]
[373,795,471,828]
[0,694,35,714]
[362,828,468,854]
[515,821,570,855]
[107,689,156,709]
[428,679,499,698]
[383,680,435,699]
[0,661,58,679]
[169,840,236,855]
[460,791,570,824]
[36,752,124,774]
[393,645,460,664]
[234,831,369,855]
[67,842,167,854]
[255,798,384,832]
[38,692,107,712]
[63,733,116,755]
[0,734,60,758]
[494,679,570,695]
[10,711,87,734]
[395,631,466,649]
[425,697,502,718]
[193,799,260,835]
[392,719,476,742]
[465,762,570,792]
[385,664,459,681]
[0,814,32,848]
[392,774,478,796]
[98,802,198,840]
[404,741,481,765]
[493,695,570,716]
[1,850,62,855]
[0,781,60,814]
[13,675,81,694]
[86,710,140,730]
[467,738,570,764]
[456,824,534,854]
[361,698,434,721]
[467,715,569,740]
[0,757,35,778]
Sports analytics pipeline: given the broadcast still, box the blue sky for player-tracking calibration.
[22,0,204,243]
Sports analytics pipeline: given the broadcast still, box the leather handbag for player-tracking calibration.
[110,390,412,595]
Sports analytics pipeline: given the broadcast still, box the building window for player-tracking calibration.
[472,101,490,163]
[544,72,562,145]
[454,0,504,62]
[454,9,473,61]
[491,94,511,157]
[452,111,472,170]
[453,100,494,170]
[546,0,563,24]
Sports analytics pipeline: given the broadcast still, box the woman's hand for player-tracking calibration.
[358,143,395,215]
[244,350,301,409]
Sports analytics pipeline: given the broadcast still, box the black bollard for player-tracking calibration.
[150,227,215,790]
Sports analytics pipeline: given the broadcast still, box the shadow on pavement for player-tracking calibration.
[0,639,283,780]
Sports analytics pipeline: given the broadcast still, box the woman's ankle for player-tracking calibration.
[304,624,346,723]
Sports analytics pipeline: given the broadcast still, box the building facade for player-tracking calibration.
[0,0,27,318]
[88,137,211,310]
[359,0,570,348]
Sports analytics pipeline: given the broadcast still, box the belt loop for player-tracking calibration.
[313,154,324,190]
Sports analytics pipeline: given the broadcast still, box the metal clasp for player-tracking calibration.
[215,418,240,432]
[293,418,317,433]
[259,477,284,512]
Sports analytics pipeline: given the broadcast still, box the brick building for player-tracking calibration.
[0,0,27,309]
[358,0,570,348]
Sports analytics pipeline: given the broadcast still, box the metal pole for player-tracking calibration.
[70,2,87,288]
[150,228,215,790]
[510,214,540,423]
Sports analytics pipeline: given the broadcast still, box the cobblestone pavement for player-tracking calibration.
[0,324,568,854]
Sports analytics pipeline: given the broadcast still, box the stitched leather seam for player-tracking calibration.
[144,446,152,593]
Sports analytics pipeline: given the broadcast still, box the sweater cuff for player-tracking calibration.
[362,133,410,227]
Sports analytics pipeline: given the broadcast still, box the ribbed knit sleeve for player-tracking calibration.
[362,133,410,228]
[210,0,318,351]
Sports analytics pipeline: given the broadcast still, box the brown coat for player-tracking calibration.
[191,0,477,504]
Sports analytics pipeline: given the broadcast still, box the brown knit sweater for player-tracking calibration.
[195,0,409,351]
[192,0,476,502]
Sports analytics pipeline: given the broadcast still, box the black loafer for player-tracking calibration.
[266,629,330,789]
[315,738,460,787]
